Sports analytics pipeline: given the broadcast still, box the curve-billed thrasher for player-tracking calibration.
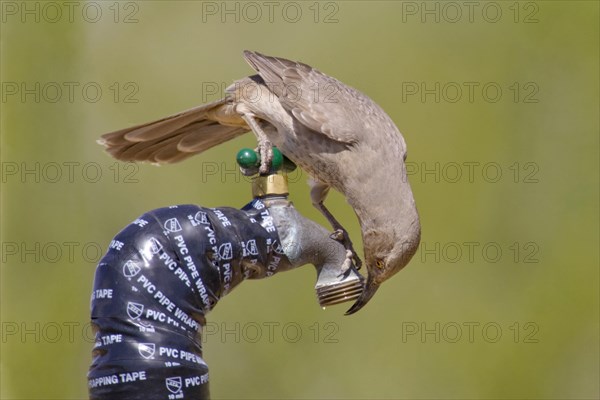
[99,51,421,314]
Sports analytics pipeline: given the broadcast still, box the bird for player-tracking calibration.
[98,50,421,314]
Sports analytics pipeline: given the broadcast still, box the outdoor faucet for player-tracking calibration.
[88,148,363,399]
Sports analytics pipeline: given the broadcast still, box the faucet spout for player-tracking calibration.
[263,196,363,311]
[315,262,364,308]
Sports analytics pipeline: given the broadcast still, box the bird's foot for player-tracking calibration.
[329,229,362,269]
[240,113,273,175]
[340,250,354,273]
[329,229,344,241]
[255,140,273,175]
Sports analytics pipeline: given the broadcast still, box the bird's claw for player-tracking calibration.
[329,229,363,269]
[340,250,354,273]
[329,229,344,241]
[351,252,362,270]
[256,140,273,175]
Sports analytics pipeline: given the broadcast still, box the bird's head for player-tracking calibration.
[345,225,421,315]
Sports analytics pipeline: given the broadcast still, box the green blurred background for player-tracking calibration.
[1,1,598,399]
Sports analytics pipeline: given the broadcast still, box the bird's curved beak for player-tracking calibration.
[345,272,380,315]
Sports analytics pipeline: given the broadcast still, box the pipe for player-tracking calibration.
[88,174,362,399]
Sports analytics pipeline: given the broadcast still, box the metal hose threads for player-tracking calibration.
[315,269,364,308]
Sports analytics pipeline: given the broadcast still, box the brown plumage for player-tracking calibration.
[98,51,421,314]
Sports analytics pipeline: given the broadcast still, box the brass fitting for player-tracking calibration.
[252,174,289,198]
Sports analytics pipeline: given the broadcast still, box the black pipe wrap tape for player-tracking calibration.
[89,199,292,399]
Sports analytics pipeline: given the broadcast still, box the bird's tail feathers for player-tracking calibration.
[98,98,249,164]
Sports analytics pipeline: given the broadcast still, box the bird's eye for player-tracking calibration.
[376,260,384,269]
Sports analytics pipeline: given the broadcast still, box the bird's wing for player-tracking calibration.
[98,98,249,163]
[243,50,394,145]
